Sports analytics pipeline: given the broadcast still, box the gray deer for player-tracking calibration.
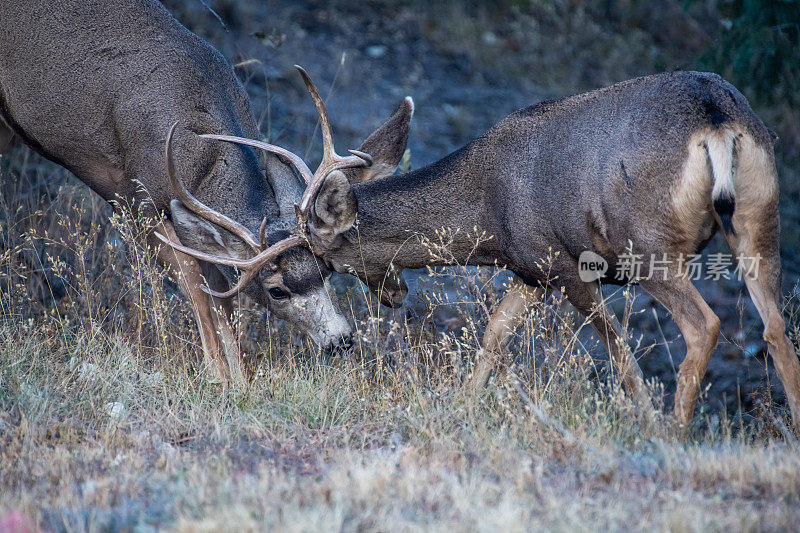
[177,68,800,433]
[0,0,362,384]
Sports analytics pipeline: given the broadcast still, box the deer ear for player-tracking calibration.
[169,199,251,260]
[346,97,414,183]
[310,171,357,243]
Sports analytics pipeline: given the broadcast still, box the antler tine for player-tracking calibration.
[348,149,373,165]
[165,122,262,251]
[154,231,259,269]
[277,67,375,224]
[293,152,372,226]
[155,230,304,299]
[200,133,316,185]
[258,216,268,249]
[294,65,335,162]
[198,235,304,299]
[293,66,373,172]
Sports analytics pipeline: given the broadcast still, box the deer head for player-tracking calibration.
[155,109,372,354]
[157,66,413,312]
[176,67,413,305]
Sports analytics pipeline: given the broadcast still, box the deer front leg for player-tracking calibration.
[201,263,248,385]
[153,222,230,383]
[587,283,652,408]
[468,281,542,391]
[209,295,248,386]
[562,279,652,411]
[0,120,15,153]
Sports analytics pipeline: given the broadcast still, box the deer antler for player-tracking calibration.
[162,122,265,253]
[155,65,372,298]
[155,67,372,299]
[155,122,304,298]
[200,65,372,232]
[292,65,373,214]
[199,133,316,185]
[154,230,304,298]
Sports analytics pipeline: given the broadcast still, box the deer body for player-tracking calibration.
[149,60,800,433]
[0,0,353,382]
[338,73,753,295]
[0,0,266,215]
[304,70,800,433]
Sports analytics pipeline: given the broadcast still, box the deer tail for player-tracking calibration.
[707,130,736,234]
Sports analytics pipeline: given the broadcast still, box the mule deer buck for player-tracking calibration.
[0,0,364,384]
[188,68,800,433]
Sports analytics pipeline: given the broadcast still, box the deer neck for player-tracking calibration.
[332,140,505,276]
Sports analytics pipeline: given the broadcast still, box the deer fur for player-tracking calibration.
[0,0,352,383]
[308,70,800,433]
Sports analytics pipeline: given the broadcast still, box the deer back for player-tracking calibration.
[0,0,287,228]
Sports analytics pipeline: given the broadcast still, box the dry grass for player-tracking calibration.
[2,147,800,532]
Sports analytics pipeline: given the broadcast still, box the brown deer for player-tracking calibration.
[0,0,365,384]
[174,67,800,433]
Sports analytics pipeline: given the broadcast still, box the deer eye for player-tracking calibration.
[268,287,289,300]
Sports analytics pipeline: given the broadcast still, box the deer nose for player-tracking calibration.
[320,333,354,361]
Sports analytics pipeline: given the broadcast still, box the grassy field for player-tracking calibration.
[3,0,800,531]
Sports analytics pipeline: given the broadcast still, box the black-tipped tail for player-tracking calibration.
[714,195,736,235]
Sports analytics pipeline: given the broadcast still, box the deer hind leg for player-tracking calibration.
[468,279,542,391]
[564,280,651,408]
[722,138,800,433]
[153,222,230,383]
[737,263,800,435]
[735,250,800,435]
[639,276,720,432]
